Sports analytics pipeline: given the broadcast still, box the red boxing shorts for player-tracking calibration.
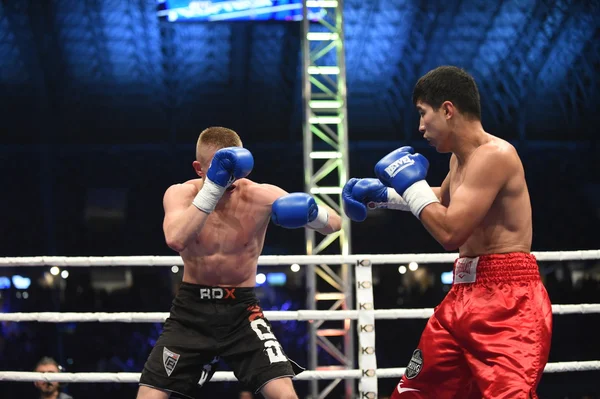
[391,253,552,399]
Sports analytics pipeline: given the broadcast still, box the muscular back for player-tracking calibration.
[176,179,284,287]
[447,136,532,257]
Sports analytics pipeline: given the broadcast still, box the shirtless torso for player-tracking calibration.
[440,134,532,257]
[425,133,533,256]
[165,178,286,287]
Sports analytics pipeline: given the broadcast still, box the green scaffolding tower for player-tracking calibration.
[301,1,353,398]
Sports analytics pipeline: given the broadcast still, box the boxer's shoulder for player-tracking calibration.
[164,179,202,200]
[182,178,203,187]
[479,134,516,156]
[470,137,518,168]
[242,181,287,206]
[174,178,203,193]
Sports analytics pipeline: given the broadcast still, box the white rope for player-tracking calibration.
[1,250,598,267]
[2,361,598,383]
[1,304,599,323]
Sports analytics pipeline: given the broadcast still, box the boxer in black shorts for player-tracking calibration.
[140,284,302,398]
[137,127,342,399]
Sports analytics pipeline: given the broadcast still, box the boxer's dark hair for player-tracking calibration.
[412,66,481,121]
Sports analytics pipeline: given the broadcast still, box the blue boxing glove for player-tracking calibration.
[343,178,410,222]
[206,147,254,186]
[374,147,439,218]
[374,146,416,192]
[271,193,329,229]
[192,147,254,214]
[342,178,367,222]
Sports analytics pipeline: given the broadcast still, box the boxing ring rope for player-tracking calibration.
[2,250,600,392]
[2,304,600,323]
[3,360,600,383]
[1,249,599,267]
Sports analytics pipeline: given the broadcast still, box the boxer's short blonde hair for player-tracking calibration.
[196,127,243,161]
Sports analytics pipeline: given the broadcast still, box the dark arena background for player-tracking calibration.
[1,0,599,398]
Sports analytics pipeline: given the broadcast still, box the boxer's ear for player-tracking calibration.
[192,160,203,177]
[441,101,454,119]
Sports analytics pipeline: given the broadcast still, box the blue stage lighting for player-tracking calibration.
[0,277,10,289]
[266,273,286,286]
[157,0,325,22]
[441,272,453,285]
[12,275,31,290]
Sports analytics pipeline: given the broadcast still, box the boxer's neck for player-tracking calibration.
[449,121,488,164]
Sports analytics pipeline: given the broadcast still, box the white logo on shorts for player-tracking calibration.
[162,347,180,376]
[397,382,420,394]
[250,318,288,364]
[405,349,423,379]
[454,256,479,284]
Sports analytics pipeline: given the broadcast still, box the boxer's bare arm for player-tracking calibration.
[257,184,342,235]
[419,146,513,250]
[312,202,342,235]
[431,172,451,207]
[163,181,210,252]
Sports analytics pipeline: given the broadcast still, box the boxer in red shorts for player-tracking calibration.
[343,66,552,398]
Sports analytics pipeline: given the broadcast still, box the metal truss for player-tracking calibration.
[301,1,353,398]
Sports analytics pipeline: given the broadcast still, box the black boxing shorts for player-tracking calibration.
[139,283,303,398]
